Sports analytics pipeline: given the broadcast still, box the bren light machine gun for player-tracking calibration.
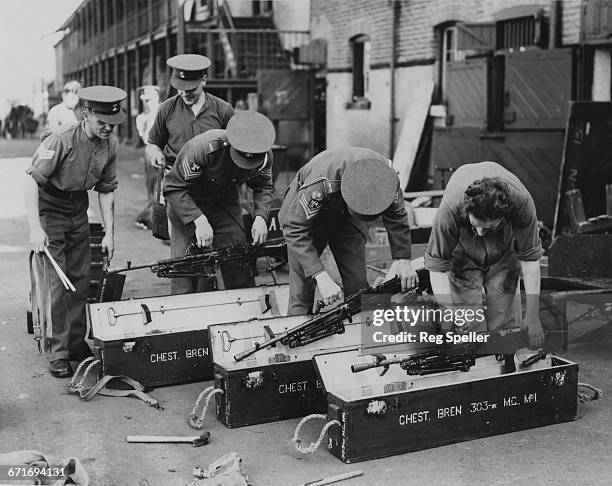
[96,238,288,302]
[351,326,532,376]
[233,268,432,362]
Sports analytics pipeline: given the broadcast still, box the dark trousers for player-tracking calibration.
[167,201,255,294]
[287,217,368,316]
[448,249,522,331]
[136,156,157,226]
[38,189,90,361]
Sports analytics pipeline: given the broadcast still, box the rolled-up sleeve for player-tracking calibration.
[382,188,412,260]
[512,193,543,261]
[247,151,274,222]
[147,105,168,150]
[424,203,460,272]
[162,142,204,225]
[26,133,64,186]
[94,139,119,193]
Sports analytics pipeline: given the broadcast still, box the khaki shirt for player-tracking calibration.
[425,162,543,273]
[148,93,234,166]
[26,122,118,193]
[163,129,274,225]
[279,147,412,278]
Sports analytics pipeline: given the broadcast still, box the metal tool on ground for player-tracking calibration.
[44,247,76,291]
[126,432,210,447]
[297,470,364,486]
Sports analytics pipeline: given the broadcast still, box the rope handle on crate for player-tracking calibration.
[578,382,603,402]
[188,386,224,429]
[291,414,341,454]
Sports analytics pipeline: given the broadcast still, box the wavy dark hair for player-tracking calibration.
[463,177,514,220]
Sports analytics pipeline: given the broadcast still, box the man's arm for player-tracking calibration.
[24,133,66,252]
[98,191,115,261]
[146,143,166,169]
[280,183,342,306]
[147,104,169,168]
[512,192,545,347]
[162,141,204,225]
[381,188,417,290]
[24,174,47,253]
[424,202,459,304]
[246,152,274,244]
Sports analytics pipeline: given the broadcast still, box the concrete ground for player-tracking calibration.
[0,138,610,486]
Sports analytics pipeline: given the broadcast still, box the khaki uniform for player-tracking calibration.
[279,147,412,315]
[163,129,274,293]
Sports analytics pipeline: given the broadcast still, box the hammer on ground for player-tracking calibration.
[126,431,210,447]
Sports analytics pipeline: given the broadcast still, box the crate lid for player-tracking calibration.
[209,312,367,370]
[88,284,289,340]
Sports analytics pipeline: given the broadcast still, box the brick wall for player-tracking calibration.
[311,0,555,70]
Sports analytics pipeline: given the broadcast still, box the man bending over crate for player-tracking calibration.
[279,147,417,315]
[424,161,544,347]
[162,111,275,294]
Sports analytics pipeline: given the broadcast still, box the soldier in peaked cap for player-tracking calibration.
[146,54,234,171]
[163,111,275,294]
[24,85,127,378]
[279,147,417,315]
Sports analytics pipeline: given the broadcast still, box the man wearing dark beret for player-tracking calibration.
[279,147,417,315]
[163,111,275,294]
[425,161,544,346]
[147,54,234,169]
[24,85,126,378]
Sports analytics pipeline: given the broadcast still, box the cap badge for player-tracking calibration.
[179,70,185,78]
[112,103,119,112]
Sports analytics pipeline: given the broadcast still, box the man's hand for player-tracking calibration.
[314,271,344,307]
[29,226,48,253]
[194,215,214,247]
[522,314,545,348]
[101,234,114,262]
[385,259,418,291]
[251,215,268,245]
[146,144,166,168]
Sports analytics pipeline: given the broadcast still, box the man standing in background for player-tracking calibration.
[46,80,81,133]
[146,54,234,169]
[135,85,160,230]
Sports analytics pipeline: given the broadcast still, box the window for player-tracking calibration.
[253,1,273,16]
[351,34,371,101]
[494,6,549,50]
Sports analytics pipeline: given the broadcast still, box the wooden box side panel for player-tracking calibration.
[94,330,213,387]
[214,361,327,428]
[328,362,578,463]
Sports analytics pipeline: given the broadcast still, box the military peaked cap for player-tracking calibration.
[341,157,399,216]
[226,111,276,169]
[167,54,211,90]
[78,85,127,124]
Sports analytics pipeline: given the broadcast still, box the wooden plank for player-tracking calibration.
[392,73,434,190]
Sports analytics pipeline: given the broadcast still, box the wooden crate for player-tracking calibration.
[311,350,578,463]
[88,285,289,387]
[209,313,368,428]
